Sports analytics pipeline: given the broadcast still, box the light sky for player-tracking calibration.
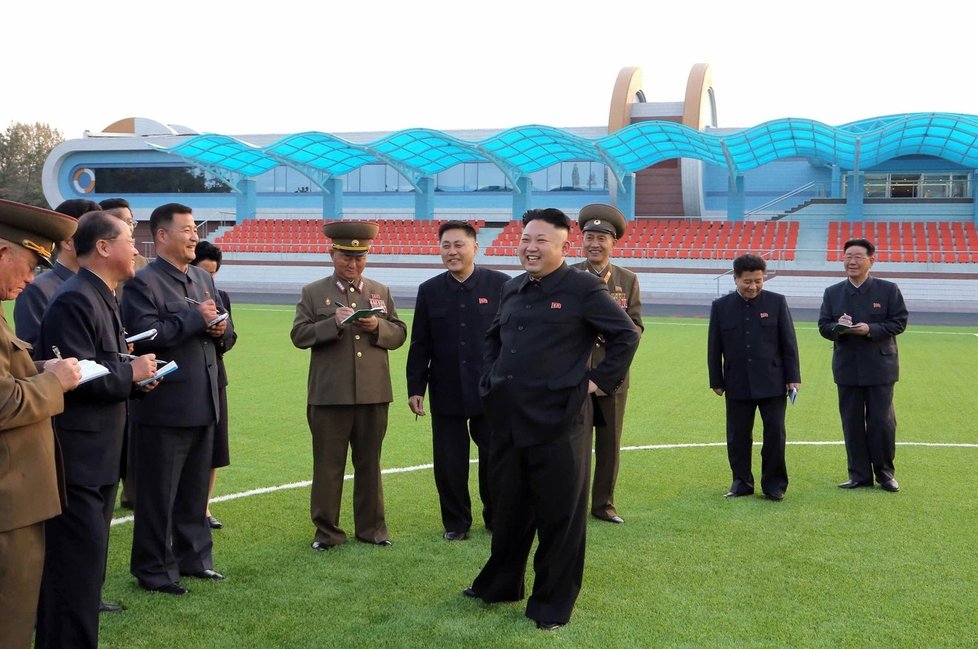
[5,0,977,140]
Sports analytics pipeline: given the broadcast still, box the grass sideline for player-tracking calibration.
[66,305,978,646]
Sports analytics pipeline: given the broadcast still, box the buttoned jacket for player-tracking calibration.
[817,276,908,386]
[406,266,509,417]
[291,273,406,405]
[708,289,800,400]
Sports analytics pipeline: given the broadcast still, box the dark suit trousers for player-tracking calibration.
[591,391,627,519]
[130,424,214,588]
[472,400,592,625]
[432,413,492,534]
[838,384,896,483]
[36,483,116,649]
[308,404,389,545]
[0,522,44,649]
[725,395,789,495]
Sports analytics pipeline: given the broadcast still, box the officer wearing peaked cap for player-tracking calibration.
[292,220,406,550]
[573,204,644,525]
[0,198,83,649]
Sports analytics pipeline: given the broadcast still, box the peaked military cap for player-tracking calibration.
[0,198,79,268]
[322,221,380,256]
[578,203,627,239]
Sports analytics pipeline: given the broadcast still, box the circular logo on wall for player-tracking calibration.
[72,167,95,193]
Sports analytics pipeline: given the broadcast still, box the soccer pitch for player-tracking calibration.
[98,306,978,648]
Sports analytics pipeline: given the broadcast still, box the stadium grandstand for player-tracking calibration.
[40,64,977,316]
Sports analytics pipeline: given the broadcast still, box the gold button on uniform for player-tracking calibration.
[356,351,362,358]
[351,302,357,308]
[355,335,361,340]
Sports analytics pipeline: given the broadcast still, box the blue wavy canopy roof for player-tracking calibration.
[152,113,978,187]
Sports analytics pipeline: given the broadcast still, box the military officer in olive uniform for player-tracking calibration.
[573,204,643,524]
[291,221,407,550]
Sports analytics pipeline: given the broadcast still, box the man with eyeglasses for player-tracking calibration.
[100,198,150,303]
[121,203,234,595]
[35,211,159,648]
[818,238,908,493]
[13,199,98,352]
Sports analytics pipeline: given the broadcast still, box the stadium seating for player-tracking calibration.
[485,219,799,261]
[827,221,977,263]
[214,219,485,255]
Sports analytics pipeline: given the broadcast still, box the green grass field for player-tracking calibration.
[94,305,977,648]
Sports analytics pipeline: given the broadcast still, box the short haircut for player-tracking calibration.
[438,220,478,241]
[732,253,767,276]
[149,203,193,236]
[54,199,101,219]
[521,208,572,231]
[843,238,875,256]
[73,211,123,257]
[192,240,223,270]
[99,197,130,211]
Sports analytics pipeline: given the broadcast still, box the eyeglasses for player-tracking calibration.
[106,236,137,246]
[843,254,870,261]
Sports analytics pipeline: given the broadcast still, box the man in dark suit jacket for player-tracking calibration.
[35,211,158,648]
[407,220,509,541]
[572,204,644,524]
[0,198,81,649]
[708,254,800,501]
[818,238,908,493]
[464,208,640,631]
[12,198,97,352]
[121,203,233,594]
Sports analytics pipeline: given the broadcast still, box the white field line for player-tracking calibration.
[109,441,977,527]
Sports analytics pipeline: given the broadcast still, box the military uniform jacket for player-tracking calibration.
[291,273,407,405]
[13,261,74,352]
[37,269,134,485]
[817,276,908,386]
[708,289,800,400]
[121,257,233,427]
[480,264,641,447]
[573,261,644,394]
[0,308,65,533]
[406,266,509,417]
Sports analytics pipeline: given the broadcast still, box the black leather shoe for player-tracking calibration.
[462,587,479,598]
[142,582,188,596]
[444,531,469,541]
[311,541,332,552]
[186,569,224,580]
[838,480,873,489]
[536,621,564,631]
[764,491,785,501]
[99,600,124,613]
[377,539,392,547]
[879,479,900,492]
[724,490,752,498]
[207,515,223,530]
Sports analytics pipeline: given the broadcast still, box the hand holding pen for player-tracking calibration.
[45,346,81,391]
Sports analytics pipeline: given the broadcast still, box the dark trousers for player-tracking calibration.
[472,400,592,625]
[431,413,492,533]
[130,424,214,588]
[308,403,389,546]
[36,483,117,649]
[591,391,627,519]
[838,383,897,484]
[0,522,44,649]
[725,395,789,496]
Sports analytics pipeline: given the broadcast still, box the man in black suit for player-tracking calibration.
[121,203,234,594]
[818,238,908,493]
[407,220,509,541]
[708,254,800,501]
[463,208,640,631]
[34,211,158,648]
[13,198,97,351]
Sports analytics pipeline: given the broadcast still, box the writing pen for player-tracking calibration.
[51,346,62,360]
[118,353,167,365]
[185,296,226,313]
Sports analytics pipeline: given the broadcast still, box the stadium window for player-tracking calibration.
[91,166,232,194]
[889,174,919,198]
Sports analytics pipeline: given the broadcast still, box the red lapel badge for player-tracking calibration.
[478,297,489,304]
[873,302,882,309]
[551,302,562,309]
[760,312,769,318]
